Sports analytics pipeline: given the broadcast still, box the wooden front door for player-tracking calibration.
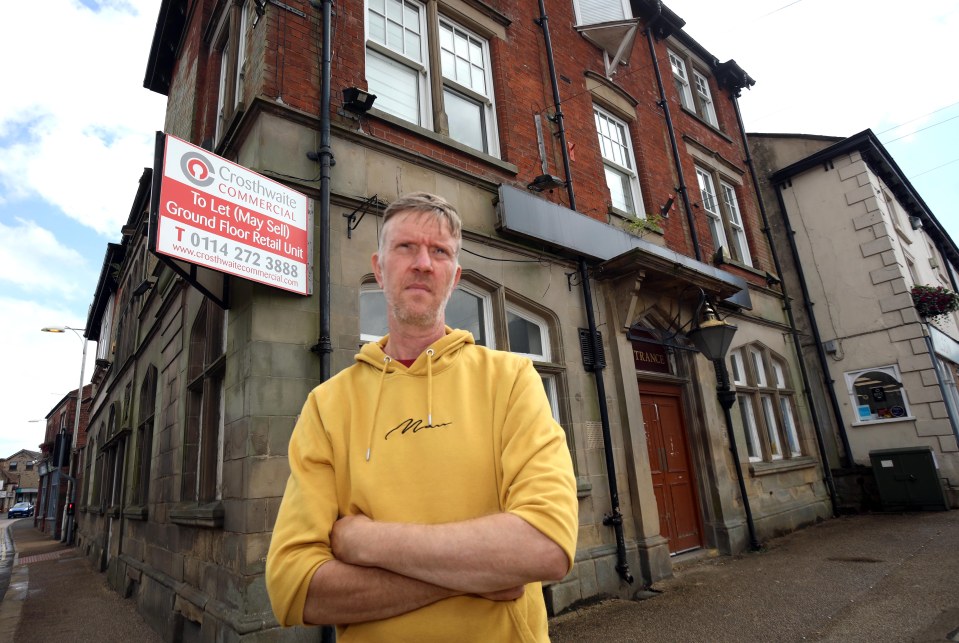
[639,382,703,554]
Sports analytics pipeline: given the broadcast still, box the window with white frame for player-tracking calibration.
[594,105,644,217]
[668,50,694,111]
[573,0,632,25]
[366,0,499,155]
[845,366,912,423]
[696,167,727,251]
[697,166,752,266]
[669,49,721,128]
[730,345,802,462]
[366,0,428,124]
[693,70,718,126]
[720,180,751,265]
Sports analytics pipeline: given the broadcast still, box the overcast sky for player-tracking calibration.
[1,0,957,460]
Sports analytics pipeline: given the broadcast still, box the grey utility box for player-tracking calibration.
[869,446,948,511]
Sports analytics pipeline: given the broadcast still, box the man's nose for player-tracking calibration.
[411,246,433,271]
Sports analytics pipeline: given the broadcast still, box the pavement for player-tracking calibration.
[0,517,161,643]
[0,511,957,642]
[550,510,959,643]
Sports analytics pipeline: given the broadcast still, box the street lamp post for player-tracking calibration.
[42,326,87,544]
[688,302,762,552]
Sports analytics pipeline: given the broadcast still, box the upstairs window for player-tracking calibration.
[573,0,632,25]
[365,0,500,156]
[696,166,752,266]
[366,0,428,124]
[693,70,717,126]
[669,49,721,128]
[594,105,644,217]
[668,50,695,111]
[212,0,253,144]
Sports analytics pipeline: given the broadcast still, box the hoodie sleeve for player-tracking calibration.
[265,389,339,626]
[498,358,579,572]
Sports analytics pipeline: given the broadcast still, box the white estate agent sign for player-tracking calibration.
[155,134,313,295]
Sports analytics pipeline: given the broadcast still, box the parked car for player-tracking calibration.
[7,502,34,518]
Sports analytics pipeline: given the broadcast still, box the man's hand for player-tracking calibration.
[331,513,374,565]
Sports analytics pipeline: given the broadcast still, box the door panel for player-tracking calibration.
[640,383,702,554]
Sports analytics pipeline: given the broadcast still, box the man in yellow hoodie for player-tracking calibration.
[266,192,578,641]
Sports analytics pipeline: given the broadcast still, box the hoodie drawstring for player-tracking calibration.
[366,356,391,462]
[426,348,434,427]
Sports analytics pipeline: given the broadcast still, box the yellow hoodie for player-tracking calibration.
[266,328,578,641]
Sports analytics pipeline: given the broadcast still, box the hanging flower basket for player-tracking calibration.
[910,284,959,323]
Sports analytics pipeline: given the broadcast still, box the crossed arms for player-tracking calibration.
[303,512,570,625]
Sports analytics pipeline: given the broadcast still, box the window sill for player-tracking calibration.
[124,504,148,521]
[576,477,592,498]
[718,257,772,283]
[852,416,915,427]
[609,208,665,236]
[678,105,732,142]
[170,501,224,528]
[366,108,518,175]
[749,456,818,477]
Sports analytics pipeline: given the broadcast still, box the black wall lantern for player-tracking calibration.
[687,301,738,361]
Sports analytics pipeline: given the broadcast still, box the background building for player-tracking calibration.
[0,449,41,507]
[751,130,959,509]
[35,384,92,538]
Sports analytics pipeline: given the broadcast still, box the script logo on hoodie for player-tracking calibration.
[385,417,453,440]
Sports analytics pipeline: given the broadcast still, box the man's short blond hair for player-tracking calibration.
[379,192,463,255]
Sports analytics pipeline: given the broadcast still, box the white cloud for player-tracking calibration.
[0,219,91,296]
[0,296,98,459]
[0,0,166,236]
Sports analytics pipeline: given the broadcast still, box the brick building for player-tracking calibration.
[35,383,92,538]
[0,449,41,508]
[75,0,834,639]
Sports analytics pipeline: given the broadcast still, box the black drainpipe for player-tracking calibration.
[535,0,633,585]
[728,93,841,514]
[644,11,701,261]
[310,4,335,641]
[309,0,334,382]
[774,186,854,465]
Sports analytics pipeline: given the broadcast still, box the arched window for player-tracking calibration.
[182,300,225,504]
[729,344,802,461]
[845,366,912,423]
[133,365,158,508]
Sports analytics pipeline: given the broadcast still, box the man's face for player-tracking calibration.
[372,210,462,331]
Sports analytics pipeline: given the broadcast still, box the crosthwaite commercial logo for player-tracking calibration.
[180,151,215,188]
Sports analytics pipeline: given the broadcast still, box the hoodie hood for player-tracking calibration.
[355,327,474,461]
